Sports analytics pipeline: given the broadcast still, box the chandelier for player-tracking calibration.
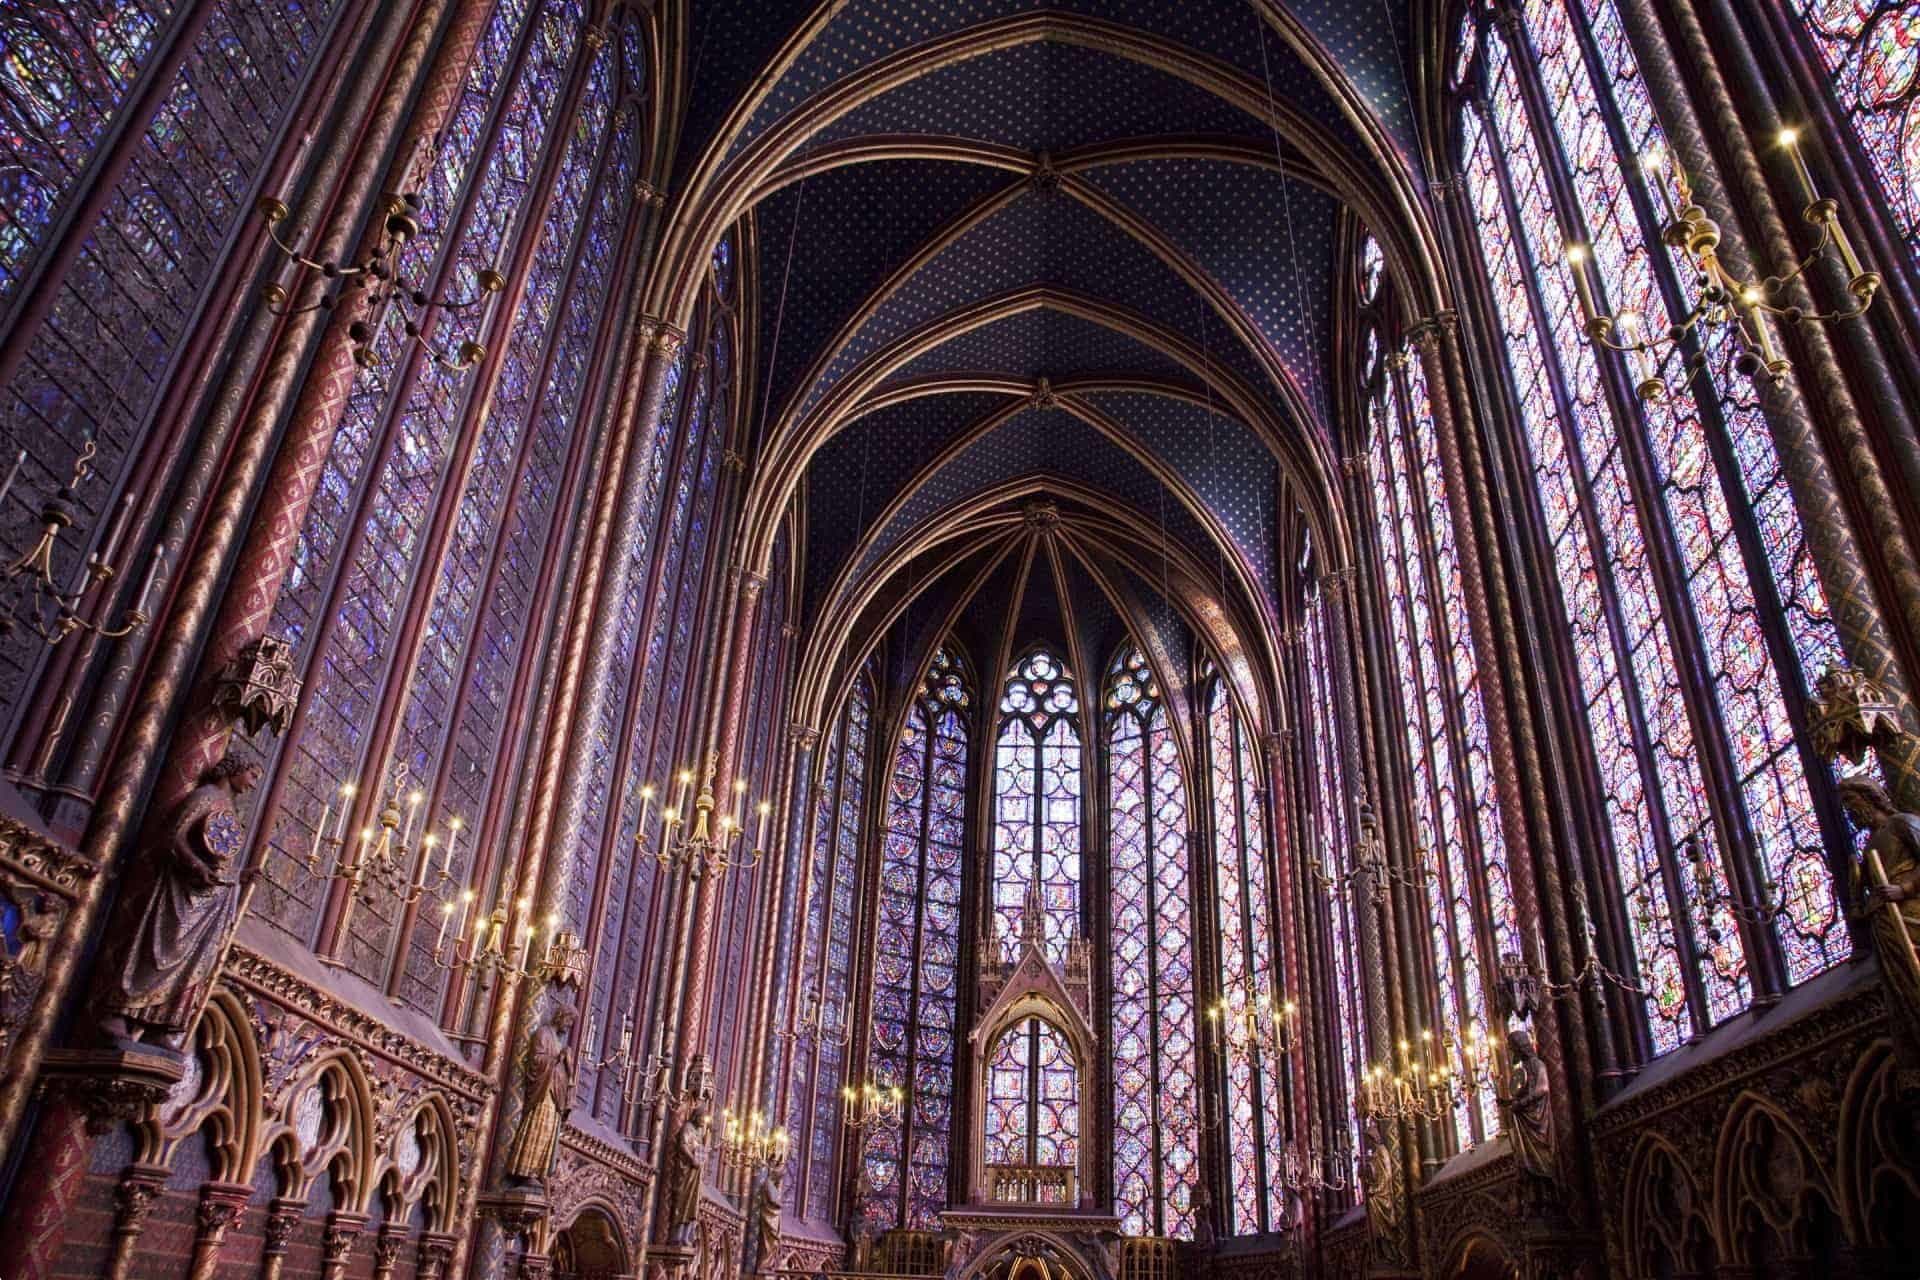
[1279,1127,1353,1195]
[255,186,503,373]
[1356,1029,1465,1125]
[638,760,772,877]
[1567,129,1878,402]
[0,440,161,647]
[841,1078,904,1131]
[1206,984,1299,1063]
[719,1105,792,1171]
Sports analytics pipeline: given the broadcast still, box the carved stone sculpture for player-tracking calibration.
[1363,1117,1409,1269]
[1837,776,1920,1056]
[504,1003,576,1187]
[93,757,263,1048]
[750,1160,785,1273]
[663,1105,709,1246]
[1498,1027,1556,1200]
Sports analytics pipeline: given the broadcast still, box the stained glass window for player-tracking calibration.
[1366,336,1511,1144]
[790,670,873,1219]
[993,649,1082,962]
[0,0,344,728]
[982,1016,1079,1200]
[254,0,606,970]
[1206,678,1289,1235]
[1454,2,1848,1057]
[1788,1,1920,264]
[1105,646,1198,1238]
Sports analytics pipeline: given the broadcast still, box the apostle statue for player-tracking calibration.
[1498,1027,1556,1202]
[1363,1116,1409,1269]
[750,1160,785,1274]
[664,1105,711,1246]
[94,757,264,1049]
[504,1002,577,1187]
[1837,776,1920,1047]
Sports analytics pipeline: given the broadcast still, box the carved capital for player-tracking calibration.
[740,569,768,603]
[322,1211,369,1266]
[722,449,748,475]
[196,1185,249,1237]
[634,179,667,208]
[417,1234,458,1280]
[1320,566,1358,599]
[788,723,821,750]
[373,1222,410,1273]
[112,1165,167,1237]
[650,325,686,359]
[582,23,608,50]
[263,1197,303,1255]
[1261,730,1292,765]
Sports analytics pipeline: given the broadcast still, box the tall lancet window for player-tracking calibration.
[1363,300,1518,1144]
[790,670,874,1219]
[1206,676,1288,1236]
[1786,3,1920,263]
[993,649,1083,960]
[862,648,969,1230]
[1105,646,1198,1238]
[1455,0,1848,1057]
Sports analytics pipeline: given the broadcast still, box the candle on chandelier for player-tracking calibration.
[620,1011,634,1055]
[638,783,655,832]
[584,1012,599,1061]
[437,899,456,951]
[675,769,693,819]
[414,834,438,889]
[451,890,474,952]
[442,817,461,875]
[1640,146,1679,226]
[310,799,331,867]
[0,449,25,515]
[756,801,771,851]
[1565,243,1599,329]
[1778,128,1819,208]
[347,827,373,875]
[96,493,134,570]
[132,552,161,617]
[334,783,356,841]
[401,789,424,847]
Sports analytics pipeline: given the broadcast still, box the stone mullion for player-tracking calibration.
[1183,681,1227,1244]
[1412,311,1599,1208]
[0,0,473,1185]
[1622,0,1920,807]
[1262,717,1316,1235]
[738,629,799,1120]
[280,0,583,960]
[103,1163,168,1280]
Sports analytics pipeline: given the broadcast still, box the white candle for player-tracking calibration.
[97,493,133,568]
[436,900,455,951]
[675,769,692,819]
[621,1012,634,1055]
[401,790,424,846]
[0,449,25,514]
[414,834,437,889]
[310,801,331,865]
[452,891,473,949]
[756,801,771,851]
[334,784,356,841]
[442,818,460,875]
[638,784,654,831]
[132,554,161,616]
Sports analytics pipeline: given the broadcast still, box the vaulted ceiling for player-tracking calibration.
[656,0,1443,729]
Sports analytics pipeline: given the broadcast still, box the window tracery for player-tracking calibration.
[862,648,968,1230]
[1206,676,1288,1235]
[1105,645,1197,1238]
[993,649,1082,961]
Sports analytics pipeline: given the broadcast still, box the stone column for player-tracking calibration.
[320,1211,368,1280]
[372,1222,411,1280]
[186,1183,253,1280]
[103,1164,168,1280]
[457,320,685,1280]
[258,1198,304,1280]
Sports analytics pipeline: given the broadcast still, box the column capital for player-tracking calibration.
[788,723,821,749]
[740,567,768,601]
[1320,566,1359,599]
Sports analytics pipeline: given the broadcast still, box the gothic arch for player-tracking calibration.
[1837,1040,1920,1260]
[1619,1133,1716,1279]
[1712,1091,1842,1267]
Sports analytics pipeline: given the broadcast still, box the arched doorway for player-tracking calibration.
[552,1207,629,1280]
